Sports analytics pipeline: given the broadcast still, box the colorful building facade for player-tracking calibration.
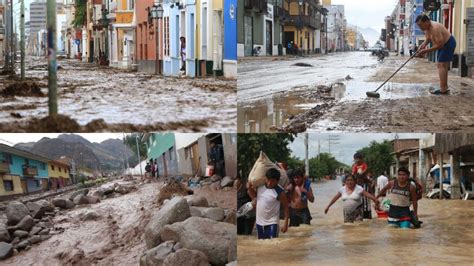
[48,160,71,190]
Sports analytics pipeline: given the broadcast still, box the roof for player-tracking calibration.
[433,133,474,153]
[0,143,51,163]
[50,159,70,168]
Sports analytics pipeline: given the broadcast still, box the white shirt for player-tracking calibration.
[377,175,389,193]
[339,185,364,212]
[256,184,284,226]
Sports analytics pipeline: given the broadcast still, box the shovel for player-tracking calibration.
[366,52,419,98]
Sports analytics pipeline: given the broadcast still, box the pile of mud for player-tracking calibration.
[190,81,237,93]
[1,81,45,97]
[156,180,193,205]
[0,115,209,133]
[280,102,334,133]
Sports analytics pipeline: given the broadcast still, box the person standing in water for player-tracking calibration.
[377,167,422,228]
[248,168,289,239]
[352,153,372,219]
[286,169,314,227]
[325,175,379,223]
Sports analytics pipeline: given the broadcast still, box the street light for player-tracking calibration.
[149,3,164,75]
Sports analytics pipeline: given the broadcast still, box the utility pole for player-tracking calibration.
[135,135,143,177]
[47,0,58,115]
[305,133,309,178]
[20,0,25,80]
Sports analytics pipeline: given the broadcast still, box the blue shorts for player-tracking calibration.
[256,224,279,239]
[437,36,456,62]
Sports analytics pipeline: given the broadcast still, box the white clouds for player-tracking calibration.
[332,0,398,30]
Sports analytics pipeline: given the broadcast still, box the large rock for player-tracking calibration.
[189,207,225,221]
[13,230,29,238]
[85,195,100,204]
[220,176,234,187]
[6,201,30,225]
[0,224,10,242]
[15,240,29,250]
[17,215,35,231]
[140,241,174,266]
[0,242,13,260]
[98,184,115,195]
[69,189,89,201]
[184,195,208,207]
[160,217,236,265]
[29,226,42,236]
[79,211,101,221]
[210,174,222,182]
[73,195,90,205]
[115,183,136,194]
[52,198,75,209]
[36,200,55,212]
[163,248,209,266]
[144,197,191,249]
[29,235,41,244]
[91,190,104,199]
[26,202,46,219]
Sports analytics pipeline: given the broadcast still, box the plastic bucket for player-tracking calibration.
[376,210,388,219]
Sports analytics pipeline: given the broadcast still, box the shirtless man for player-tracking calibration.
[416,14,456,95]
[286,169,314,227]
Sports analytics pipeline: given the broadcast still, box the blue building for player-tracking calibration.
[144,133,179,177]
[163,0,182,76]
[0,144,50,196]
[223,0,237,78]
[185,0,197,77]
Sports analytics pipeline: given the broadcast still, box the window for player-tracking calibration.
[59,167,62,172]
[41,163,45,170]
[3,180,14,192]
[35,180,40,187]
[51,165,55,171]
[164,17,170,56]
[24,159,29,165]
[3,153,12,164]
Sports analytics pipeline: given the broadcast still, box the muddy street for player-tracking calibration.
[0,58,236,132]
[237,177,474,265]
[237,52,474,133]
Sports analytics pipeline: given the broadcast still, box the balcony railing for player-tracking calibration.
[23,166,38,176]
[274,5,289,21]
[244,0,268,13]
[0,162,9,173]
[288,15,320,29]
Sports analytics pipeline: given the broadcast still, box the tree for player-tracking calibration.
[72,0,87,27]
[123,133,147,167]
[357,140,394,177]
[287,156,304,171]
[308,153,348,179]
[237,133,295,180]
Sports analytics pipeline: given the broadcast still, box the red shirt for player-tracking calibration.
[352,162,368,176]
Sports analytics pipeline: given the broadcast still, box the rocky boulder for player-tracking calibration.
[160,217,236,265]
[29,235,41,244]
[223,210,237,225]
[26,202,46,219]
[6,201,30,225]
[144,197,191,249]
[163,249,209,266]
[86,196,100,204]
[13,230,28,239]
[98,184,115,195]
[210,174,222,182]
[17,215,35,231]
[29,226,42,236]
[190,207,225,221]
[140,241,174,266]
[115,183,136,194]
[0,242,13,260]
[69,189,89,201]
[79,211,101,221]
[184,195,209,207]
[36,200,55,212]
[220,176,234,187]
[210,181,221,191]
[0,224,10,242]
[52,198,75,209]
[73,195,90,205]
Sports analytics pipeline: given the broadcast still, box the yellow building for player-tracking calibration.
[48,160,71,190]
[0,161,23,197]
[111,0,136,69]
[284,1,319,54]
[322,0,332,5]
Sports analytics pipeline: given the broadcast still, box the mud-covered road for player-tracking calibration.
[237,52,474,133]
[0,58,236,132]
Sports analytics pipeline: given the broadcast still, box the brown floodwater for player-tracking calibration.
[237,177,474,265]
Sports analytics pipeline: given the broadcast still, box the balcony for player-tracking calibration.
[23,166,38,176]
[244,0,268,14]
[0,162,9,173]
[274,5,289,21]
[287,15,320,29]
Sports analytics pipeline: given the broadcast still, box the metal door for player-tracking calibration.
[266,20,272,55]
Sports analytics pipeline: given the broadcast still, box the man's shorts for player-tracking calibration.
[256,224,279,239]
[289,207,312,227]
[438,35,456,62]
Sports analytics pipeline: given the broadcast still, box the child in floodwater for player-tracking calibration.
[248,168,289,239]
[352,152,373,219]
[377,167,422,229]
[286,169,314,227]
[325,175,379,223]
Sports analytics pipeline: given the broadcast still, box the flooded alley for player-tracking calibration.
[238,52,474,133]
[0,58,236,132]
[237,177,474,265]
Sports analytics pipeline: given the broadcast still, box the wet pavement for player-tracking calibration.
[238,52,474,133]
[0,58,236,132]
[237,177,474,265]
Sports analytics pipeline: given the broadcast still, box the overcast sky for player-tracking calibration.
[289,133,432,165]
[332,0,398,31]
[0,133,124,145]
